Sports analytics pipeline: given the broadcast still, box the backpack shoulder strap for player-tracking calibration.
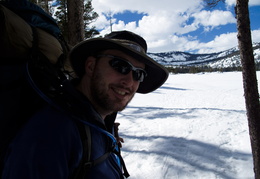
[71,121,91,179]
[72,121,113,179]
[72,120,126,179]
[73,119,130,179]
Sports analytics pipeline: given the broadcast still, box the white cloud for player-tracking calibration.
[252,29,260,43]
[90,0,259,54]
[92,0,204,35]
[148,32,238,54]
[225,0,236,6]
[192,10,236,28]
[226,0,260,6]
[92,0,203,15]
[250,0,260,6]
[177,29,260,54]
[113,20,137,31]
[92,14,110,30]
[198,32,238,54]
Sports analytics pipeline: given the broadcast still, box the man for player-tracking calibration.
[2,31,168,179]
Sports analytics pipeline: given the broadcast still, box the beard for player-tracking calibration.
[90,70,135,114]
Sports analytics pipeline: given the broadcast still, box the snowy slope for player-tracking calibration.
[149,42,260,68]
[117,71,260,179]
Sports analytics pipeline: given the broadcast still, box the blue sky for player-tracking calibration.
[92,0,260,54]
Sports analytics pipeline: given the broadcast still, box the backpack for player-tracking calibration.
[0,1,129,178]
[0,0,129,179]
[0,1,90,178]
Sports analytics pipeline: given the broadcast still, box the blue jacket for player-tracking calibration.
[2,97,125,178]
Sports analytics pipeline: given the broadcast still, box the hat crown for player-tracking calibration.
[105,31,147,53]
[70,30,168,93]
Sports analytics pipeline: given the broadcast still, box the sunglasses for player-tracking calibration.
[97,55,147,82]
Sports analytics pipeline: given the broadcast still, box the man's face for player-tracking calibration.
[82,49,145,117]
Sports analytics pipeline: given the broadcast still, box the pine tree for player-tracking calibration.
[55,0,69,41]
[83,0,99,38]
[54,0,99,45]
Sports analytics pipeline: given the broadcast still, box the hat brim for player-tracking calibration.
[69,38,169,94]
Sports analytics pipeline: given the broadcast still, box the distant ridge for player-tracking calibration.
[149,42,260,69]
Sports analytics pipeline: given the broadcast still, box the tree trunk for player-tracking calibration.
[67,0,84,46]
[236,0,260,178]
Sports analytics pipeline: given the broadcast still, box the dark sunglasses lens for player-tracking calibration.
[132,70,145,82]
[109,58,146,82]
[110,59,132,74]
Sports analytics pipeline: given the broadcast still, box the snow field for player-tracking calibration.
[117,72,260,179]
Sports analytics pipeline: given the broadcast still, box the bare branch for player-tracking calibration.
[204,0,225,8]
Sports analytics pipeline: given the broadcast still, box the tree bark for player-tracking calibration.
[67,0,84,46]
[236,0,260,178]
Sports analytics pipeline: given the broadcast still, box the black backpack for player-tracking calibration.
[0,1,130,178]
[0,1,91,178]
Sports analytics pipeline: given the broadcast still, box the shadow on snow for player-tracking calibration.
[121,134,252,179]
[120,106,246,120]
[119,106,251,179]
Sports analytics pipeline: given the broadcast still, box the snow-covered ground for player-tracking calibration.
[117,71,260,179]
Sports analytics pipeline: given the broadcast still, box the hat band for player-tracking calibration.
[113,39,146,54]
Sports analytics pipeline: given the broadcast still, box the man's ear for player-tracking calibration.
[84,56,96,76]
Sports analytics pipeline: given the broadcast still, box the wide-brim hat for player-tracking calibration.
[69,30,169,94]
